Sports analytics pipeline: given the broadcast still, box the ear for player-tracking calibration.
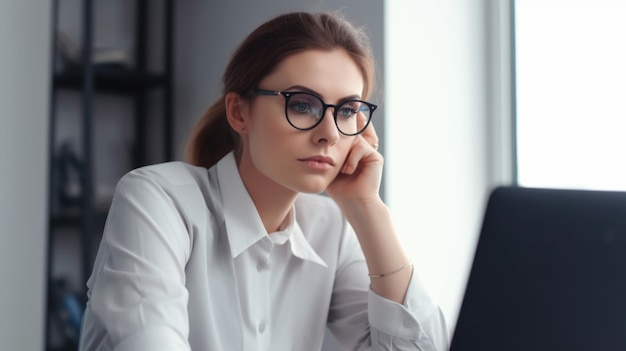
[225,91,249,134]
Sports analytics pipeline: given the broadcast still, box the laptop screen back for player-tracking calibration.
[450,186,626,351]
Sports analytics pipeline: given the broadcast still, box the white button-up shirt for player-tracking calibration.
[78,152,448,351]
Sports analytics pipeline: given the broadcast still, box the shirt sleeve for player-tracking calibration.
[326,221,449,351]
[81,169,192,350]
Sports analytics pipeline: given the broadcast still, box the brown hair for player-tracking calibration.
[185,11,376,168]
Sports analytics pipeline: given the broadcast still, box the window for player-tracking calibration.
[515,0,626,191]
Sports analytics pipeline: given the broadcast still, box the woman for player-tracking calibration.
[79,11,448,351]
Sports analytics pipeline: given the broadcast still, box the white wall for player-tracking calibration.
[0,1,52,350]
[385,0,514,332]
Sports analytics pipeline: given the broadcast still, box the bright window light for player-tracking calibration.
[515,0,626,191]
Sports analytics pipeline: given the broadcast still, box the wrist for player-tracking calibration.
[336,195,385,221]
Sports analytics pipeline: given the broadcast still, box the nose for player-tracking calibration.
[312,107,340,146]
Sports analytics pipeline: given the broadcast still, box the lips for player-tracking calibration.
[299,155,335,166]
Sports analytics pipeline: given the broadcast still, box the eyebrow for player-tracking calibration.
[284,85,362,102]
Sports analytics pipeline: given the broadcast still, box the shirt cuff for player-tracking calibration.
[114,325,190,351]
[368,271,439,340]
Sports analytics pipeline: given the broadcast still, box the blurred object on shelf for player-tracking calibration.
[48,278,84,350]
[55,141,84,213]
[55,30,133,74]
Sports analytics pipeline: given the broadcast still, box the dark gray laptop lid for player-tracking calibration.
[450,186,626,351]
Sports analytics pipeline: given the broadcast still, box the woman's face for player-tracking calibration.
[237,48,366,195]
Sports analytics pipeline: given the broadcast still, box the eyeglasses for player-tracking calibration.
[249,88,377,136]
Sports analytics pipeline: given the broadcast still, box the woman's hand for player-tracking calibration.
[325,117,383,209]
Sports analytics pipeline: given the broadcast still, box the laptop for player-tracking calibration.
[450,186,626,351]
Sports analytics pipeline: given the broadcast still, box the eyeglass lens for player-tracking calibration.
[286,92,371,135]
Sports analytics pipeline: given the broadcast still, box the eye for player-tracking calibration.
[290,101,312,113]
[337,102,361,119]
[287,93,322,116]
[338,107,356,118]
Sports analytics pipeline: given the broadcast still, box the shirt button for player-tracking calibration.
[403,319,415,329]
[258,321,267,333]
[256,261,269,272]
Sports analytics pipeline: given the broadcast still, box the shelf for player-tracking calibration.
[47,1,174,349]
[54,66,167,95]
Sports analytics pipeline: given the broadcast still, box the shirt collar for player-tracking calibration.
[218,152,267,258]
[216,152,327,268]
[274,206,327,267]
[290,208,328,267]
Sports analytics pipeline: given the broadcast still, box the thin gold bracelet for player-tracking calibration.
[368,260,413,278]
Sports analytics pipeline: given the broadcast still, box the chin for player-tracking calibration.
[290,180,330,195]
[293,185,327,195]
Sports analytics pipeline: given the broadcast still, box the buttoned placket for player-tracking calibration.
[256,237,272,350]
[235,236,273,351]
[231,235,274,350]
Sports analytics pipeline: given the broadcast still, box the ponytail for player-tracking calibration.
[184,97,238,167]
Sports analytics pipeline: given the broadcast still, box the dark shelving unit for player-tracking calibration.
[54,69,167,94]
[49,211,109,229]
[46,1,174,350]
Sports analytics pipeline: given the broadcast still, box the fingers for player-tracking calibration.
[358,113,379,151]
[342,136,382,175]
[338,114,382,175]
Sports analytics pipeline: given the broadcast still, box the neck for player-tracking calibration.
[237,156,298,233]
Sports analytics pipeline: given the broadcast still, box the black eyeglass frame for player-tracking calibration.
[249,88,378,136]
